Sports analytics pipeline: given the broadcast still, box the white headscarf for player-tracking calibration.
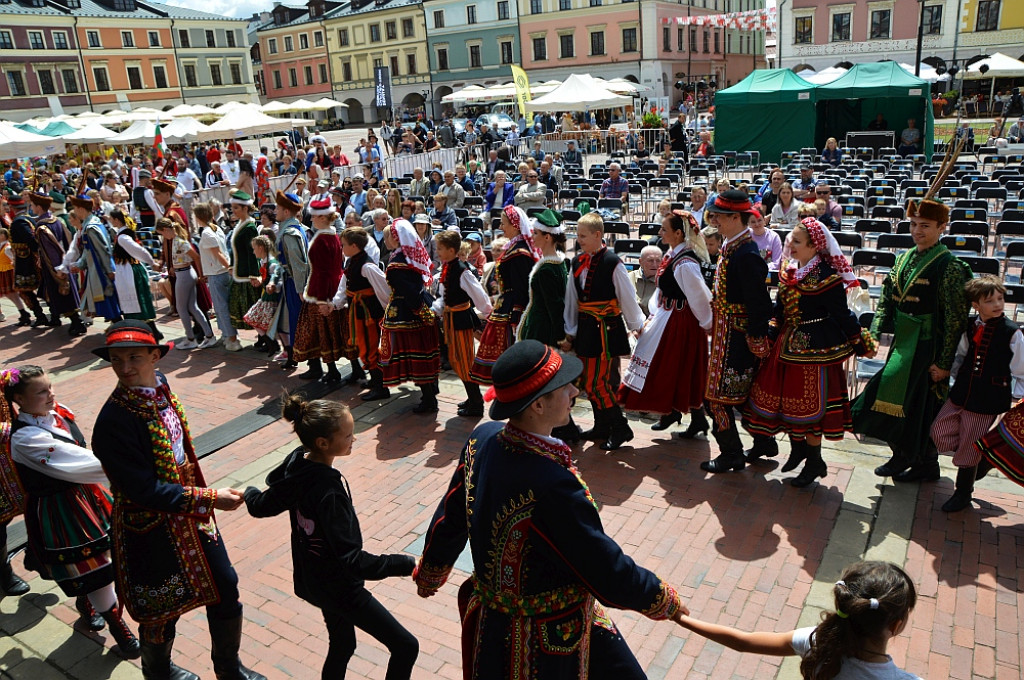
[390,218,432,286]
[503,205,540,259]
[785,217,858,290]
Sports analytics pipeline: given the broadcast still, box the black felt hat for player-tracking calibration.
[488,340,582,420]
[92,320,171,361]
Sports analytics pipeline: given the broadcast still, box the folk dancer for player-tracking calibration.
[6,189,49,327]
[28,187,87,336]
[64,189,122,322]
[268,190,310,370]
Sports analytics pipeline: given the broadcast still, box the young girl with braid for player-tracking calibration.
[674,561,920,680]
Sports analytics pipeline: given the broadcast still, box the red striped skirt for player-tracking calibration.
[381,323,440,386]
[975,403,1024,488]
[469,317,513,385]
[745,351,852,441]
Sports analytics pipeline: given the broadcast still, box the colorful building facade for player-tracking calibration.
[256,2,335,103]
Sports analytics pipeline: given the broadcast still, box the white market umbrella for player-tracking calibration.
[963,52,1024,79]
[0,121,62,157]
[199,108,296,141]
[107,119,156,144]
[261,100,301,114]
[309,97,349,110]
[800,66,847,85]
[60,122,118,144]
[524,74,632,112]
[161,117,213,143]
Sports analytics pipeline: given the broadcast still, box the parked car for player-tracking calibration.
[476,113,517,138]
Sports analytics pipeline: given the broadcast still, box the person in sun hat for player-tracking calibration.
[268,188,310,370]
[90,320,265,680]
[414,339,687,679]
[700,188,775,473]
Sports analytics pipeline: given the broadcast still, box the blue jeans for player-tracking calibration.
[206,271,235,338]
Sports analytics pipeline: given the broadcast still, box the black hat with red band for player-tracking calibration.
[92,319,171,361]
[487,340,582,420]
[704,188,760,217]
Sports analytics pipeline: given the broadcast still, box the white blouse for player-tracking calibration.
[10,410,108,485]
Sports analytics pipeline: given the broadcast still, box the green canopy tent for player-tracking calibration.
[713,69,817,166]
[15,121,77,137]
[815,62,934,160]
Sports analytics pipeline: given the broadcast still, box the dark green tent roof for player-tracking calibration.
[816,62,930,99]
[716,69,817,104]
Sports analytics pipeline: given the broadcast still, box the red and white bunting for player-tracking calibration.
[661,7,775,31]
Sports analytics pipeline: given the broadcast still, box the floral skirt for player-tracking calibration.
[469,317,513,386]
[229,280,262,330]
[293,302,348,363]
[975,403,1024,489]
[244,299,278,333]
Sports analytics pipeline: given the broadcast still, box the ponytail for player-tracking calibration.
[280,390,349,451]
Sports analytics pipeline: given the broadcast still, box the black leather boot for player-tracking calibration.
[1,544,29,596]
[140,638,200,680]
[579,405,612,441]
[457,381,484,417]
[744,433,779,461]
[702,428,746,473]
[874,448,910,477]
[942,467,976,513]
[677,408,710,439]
[209,615,267,680]
[893,459,941,483]
[76,595,106,631]
[30,301,48,328]
[100,602,141,658]
[360,369,391,401]
[780,440,808,473]
[16,309,32,327]
[296,358,323,380]
[280,346,298,370]
[791,444,827,488]
[975,458,994,481]
[341,360,367,387]
[319,362,342,384]
[412,383,439,414]
[651,410,681,431]
[601,406,634,451]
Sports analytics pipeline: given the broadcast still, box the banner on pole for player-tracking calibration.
[374,66,393,109]
[510,64,534,126]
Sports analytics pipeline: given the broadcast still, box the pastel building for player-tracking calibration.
[423,0,521,116]
[256,1,336,103]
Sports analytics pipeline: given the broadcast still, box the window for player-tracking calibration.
[402,19,414,37]
[268,38,278,54]
[976,0,999,31]
[590,31,604,56]
[689,27,697,51]
[469,44,481,67]
[313,31,323,47]
[678,27,684,51]
[498,1,509,20]
[589,0,601,6]
[148,31,160,47]
[112,0,135,9]
[38,70,55,95]
[727,32,732,52]
[304,65,313,85]
[663,26,670,52]
[273,70,282,89]
[532,36,546,60]
[530,0,542,14]
[923,5,942,34]
[206,30,216,48]
[702,29,709,52]
[830,12,850,41]
[127,65,143,89]
[211,63,222,85]
[374,57,382,69]
[93,67,110,91]
[467,5,477,24]
[338,29,349,46]
[342,62,352,80]
[559,34,573,58]
[318,63,327,82]
[389,55,399,75]
[713,30,720,53]
[122,31,135,47]
[299,34,309,50]
[500,40,513,64]
[284,36,293,51]
[385,21,396,40]
[154,64,167,88]
[437,47,449,70]
[433,10,444,28]
[179,29,190,47]
[559,0,571,9]
[66,0,80,7]
[794,16,812,44]
[622,27,637,53]
[288,67,297,87]
[369,25,380,42]
[6,71,25,96]
[184,63,197,87]
[870,9,890,39]
[28,31,44,49]
[406,53,416,74]
[52,32,68,50]
[0,31,12,50]
[62,69,78,93]
[88,30,101,48]
[226,31,236,48]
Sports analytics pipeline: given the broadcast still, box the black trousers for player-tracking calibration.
[706,401,743,453]
[139,531,242,643]
[321,588,418,680]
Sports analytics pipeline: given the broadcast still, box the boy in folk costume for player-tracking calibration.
[851,141,972,484]
[226,191,262,336]
[930,277,1024,512]
[331,226,391,401]
[268,189,310,370]
[433,229,492,417]
[560,213,645,451]
[700,190,775,473]
[293,196,348,385]
[28,186,88,336]
[109,209,160,339]
[6,189,49,327]
[64,188,122,323]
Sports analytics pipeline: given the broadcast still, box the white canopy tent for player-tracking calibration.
[796,66,848,84]
[60,122,119,144]
[107,120,156,144]
[898,63,949,83]
[963,52,1024,80]
[524,74,632,112]
[309,97,349,110]
[161,116,213,143]
[164,103,219,119]
[0,122,62,157]
[199,108,298,141]
[261,100,301,114]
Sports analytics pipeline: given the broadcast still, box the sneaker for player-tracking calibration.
[197,336,219,349]
[224,338,243,352]
[176,339,198,350]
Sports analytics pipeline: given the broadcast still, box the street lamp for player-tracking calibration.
[421,88,434,121]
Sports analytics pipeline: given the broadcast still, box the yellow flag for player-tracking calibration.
[510,64,534,126]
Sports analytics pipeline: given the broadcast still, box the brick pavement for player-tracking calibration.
[1,316,1022,679]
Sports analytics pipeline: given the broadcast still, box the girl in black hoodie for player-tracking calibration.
[244,393,418,679]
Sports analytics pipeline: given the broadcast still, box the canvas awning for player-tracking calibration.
[16,121,77,137]
[199,108,296,141]
[60,122,119,144]
[524,74,631,112]
[0,122,62,157]
[161,117,213,143]
[107,120,156,144]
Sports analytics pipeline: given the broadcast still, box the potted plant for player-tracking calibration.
[641,107,665,129]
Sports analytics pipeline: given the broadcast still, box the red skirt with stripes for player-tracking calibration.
[975,403,1024,488]
[381,323,440,386]
[618,307,707,415]
[469,317,513,385]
